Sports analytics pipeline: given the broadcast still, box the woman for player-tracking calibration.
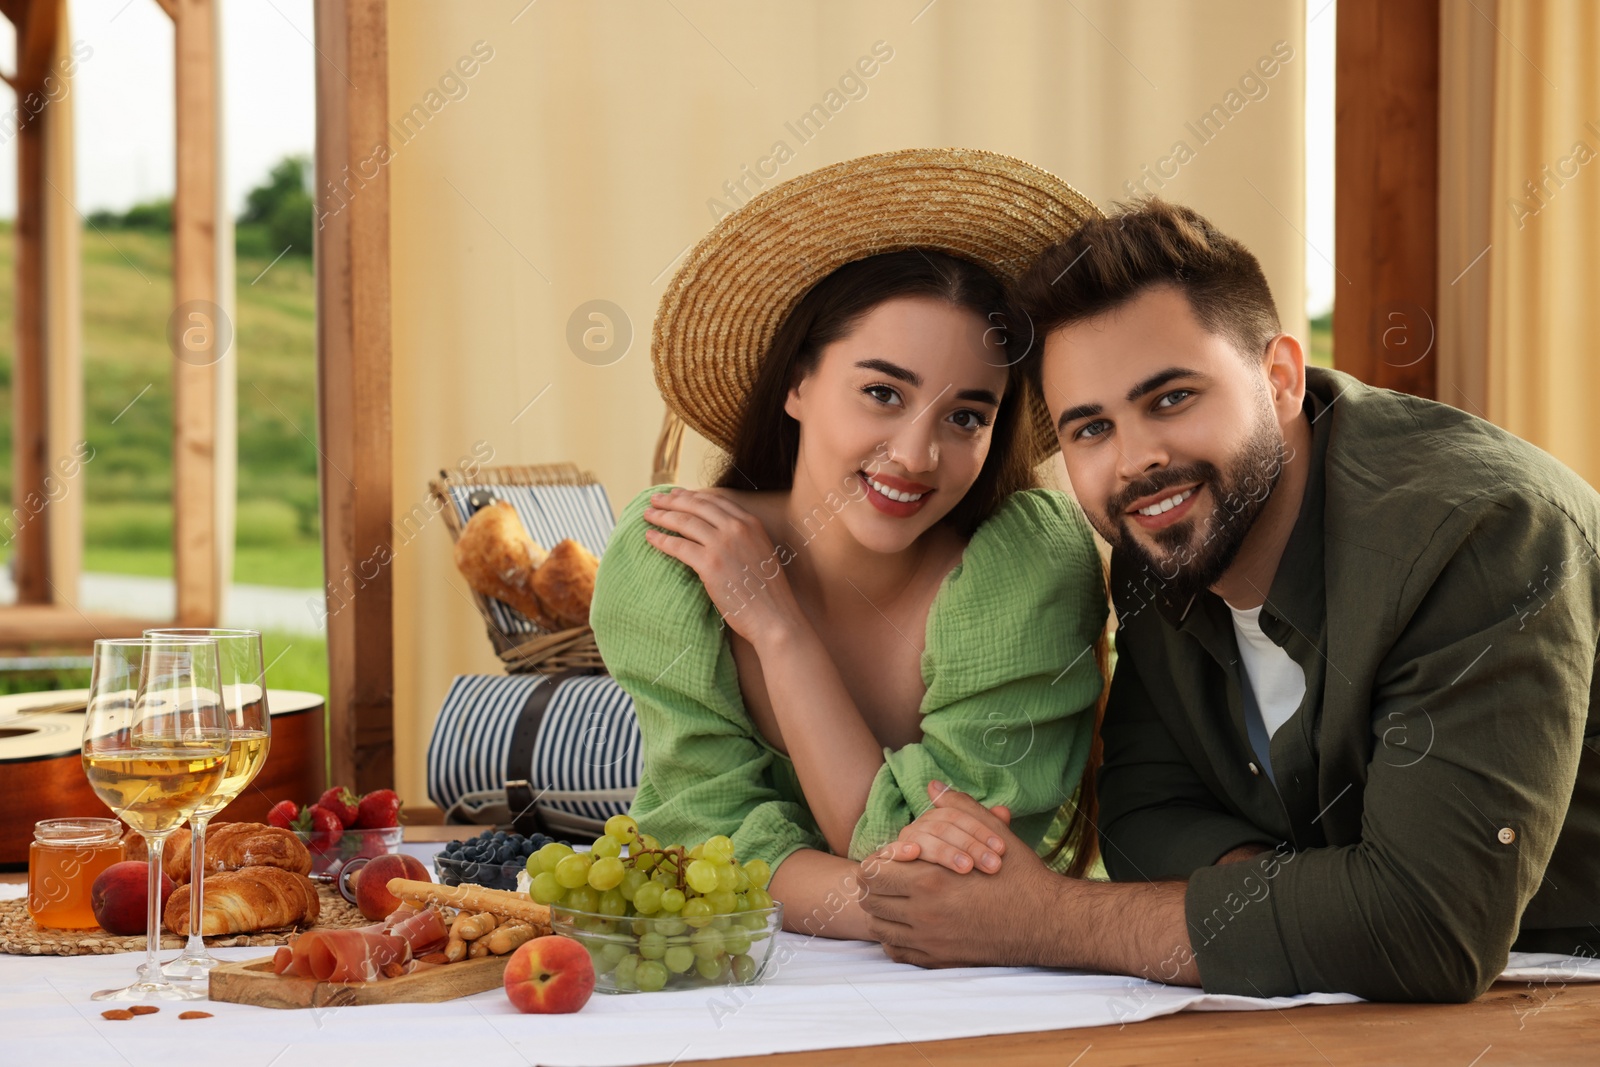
[591,149,1107,940]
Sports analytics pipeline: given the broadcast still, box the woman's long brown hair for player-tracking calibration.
[1048,565,1113,879]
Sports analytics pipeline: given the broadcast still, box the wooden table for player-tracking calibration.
[7,829,1594,1063]
[667,981,1600,1065]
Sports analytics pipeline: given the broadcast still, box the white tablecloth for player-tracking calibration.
[5,856,1596,1067]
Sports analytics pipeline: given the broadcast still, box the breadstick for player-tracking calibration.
[387,878,551,927]
[468,939,491,959]
[445,936,468,963]
[486,923,537,955]
[451,911,498,941]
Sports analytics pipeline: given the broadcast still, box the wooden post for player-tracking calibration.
[315,0,394,792]
[9,0,59,604]
[171,0,222,626]
[1334,0,1440,398]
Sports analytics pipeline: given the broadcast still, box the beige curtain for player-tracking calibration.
[383,0,1308,806]
[1440,0,1600,486]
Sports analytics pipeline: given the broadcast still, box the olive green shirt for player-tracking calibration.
[1099,368,1600,1002]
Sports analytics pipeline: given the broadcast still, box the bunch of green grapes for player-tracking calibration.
[525,815,777,991]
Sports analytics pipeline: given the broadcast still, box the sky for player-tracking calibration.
[0,0,317,218]
[0,1,1334,317]
[1305,1,1336,319]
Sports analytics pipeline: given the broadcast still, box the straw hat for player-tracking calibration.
[652,147,1102,461]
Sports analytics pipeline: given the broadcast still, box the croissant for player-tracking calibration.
[200,823,312,879]
[163,865,321,935]
[530,539,600,630]
[128,823,311,884]
[453,501,559,629]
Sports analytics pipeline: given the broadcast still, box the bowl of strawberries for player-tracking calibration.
[272,786,405,879]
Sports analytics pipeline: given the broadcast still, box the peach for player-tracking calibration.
[352,852,430,920]
[503,936,595,1014]
[91,861,175,936]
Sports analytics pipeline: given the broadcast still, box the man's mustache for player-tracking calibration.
[1106,463,1218,518]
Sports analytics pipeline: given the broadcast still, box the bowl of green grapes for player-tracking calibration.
[532,816,783,993]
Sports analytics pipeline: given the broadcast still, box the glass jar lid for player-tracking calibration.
[33,817,124,847]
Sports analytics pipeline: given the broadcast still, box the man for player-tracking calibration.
[858,199,1600,1002]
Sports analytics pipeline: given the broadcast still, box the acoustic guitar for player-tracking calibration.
[0,688,326,869]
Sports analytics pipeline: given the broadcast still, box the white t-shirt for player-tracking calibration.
[1229,603,1306,739]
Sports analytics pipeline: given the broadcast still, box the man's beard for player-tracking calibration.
[1093,412,1287,605]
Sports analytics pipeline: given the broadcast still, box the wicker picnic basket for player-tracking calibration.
[430,412,686,676]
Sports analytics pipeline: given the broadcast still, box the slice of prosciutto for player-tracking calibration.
[273,928,410,982]
[383,905,449,955]
[272,905,451,982]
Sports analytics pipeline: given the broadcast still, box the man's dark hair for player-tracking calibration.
[1014,199,1281,385]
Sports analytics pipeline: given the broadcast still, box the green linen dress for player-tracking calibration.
[590,485,1108,873]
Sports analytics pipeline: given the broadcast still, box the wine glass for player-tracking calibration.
[81,636,229,1002]
[146,628,271,980]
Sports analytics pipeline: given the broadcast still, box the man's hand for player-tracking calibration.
[862,786,1201,985]
[861,788,1060,967]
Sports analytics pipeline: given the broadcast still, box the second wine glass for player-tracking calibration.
[81,636,229,1002]
[146,628,272,980]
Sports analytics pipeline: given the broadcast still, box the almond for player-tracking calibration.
[100,1009,134,1021]
[129,1005,159,1016]
[179,1010,213,1020]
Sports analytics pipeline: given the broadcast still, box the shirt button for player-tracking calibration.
[1497,827,1516,845]
[1248,762,1261,776]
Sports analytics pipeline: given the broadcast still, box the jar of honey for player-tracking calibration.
[27,818,125,929]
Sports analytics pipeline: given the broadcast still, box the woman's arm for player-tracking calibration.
[746,625,887,855]
[641,488,888,853]
[769,847,874,942]
[590,486,831,874]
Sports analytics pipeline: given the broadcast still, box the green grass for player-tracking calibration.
[1309,311,1332,368]
[0,223,323,583]
[262,630,329,696]
[0,631,327,700]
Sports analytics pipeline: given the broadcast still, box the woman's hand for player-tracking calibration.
[642,488,806,648]
[880,780,1013,874]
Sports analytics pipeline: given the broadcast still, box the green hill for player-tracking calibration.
[0,222,322,585]
[0,222,327,695]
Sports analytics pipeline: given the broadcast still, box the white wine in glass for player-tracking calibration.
[81,637,229,1003]
[146,628,271,980]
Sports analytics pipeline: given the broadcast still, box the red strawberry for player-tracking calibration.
[267,800,299,830]
[307,805,344,846]
[317,786,360,827]
[355,789,402,829]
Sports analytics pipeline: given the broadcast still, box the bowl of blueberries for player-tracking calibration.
[434,829,559,892]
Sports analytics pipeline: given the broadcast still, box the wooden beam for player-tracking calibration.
[15,0,56,86]
[9,0,60,605]
[315,0,394,793]
[171,0,221,626]
[1334,0,1440,398]
[0,605,162,646]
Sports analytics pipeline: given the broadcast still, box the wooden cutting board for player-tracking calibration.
[209,953,511,1009]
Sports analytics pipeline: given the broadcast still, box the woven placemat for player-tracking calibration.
[0,884,368,957]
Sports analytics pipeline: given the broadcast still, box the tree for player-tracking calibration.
[240,155,314,257]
